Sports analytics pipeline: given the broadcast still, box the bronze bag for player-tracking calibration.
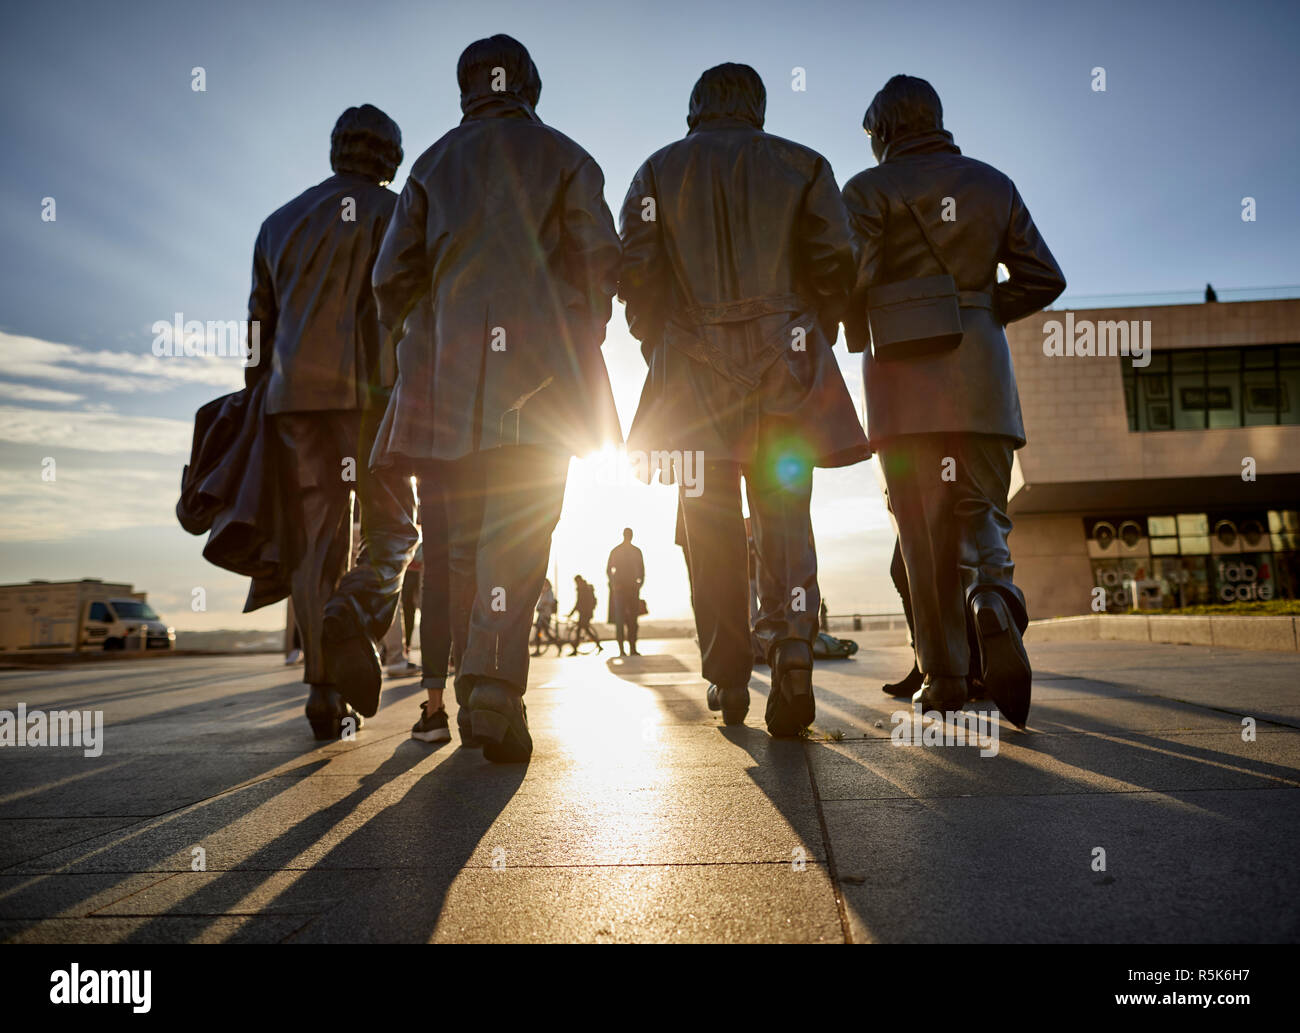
[867,168,965,361]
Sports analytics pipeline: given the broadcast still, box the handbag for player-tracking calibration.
[866,168,966,362]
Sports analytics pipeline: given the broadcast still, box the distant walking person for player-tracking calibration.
[532,578,562,656]
[244,104,403,740]
[567,576,603,654]
[842,75,1065,727]
[322,35,621,763]
[606,528,644,656]
[619,64,869,736]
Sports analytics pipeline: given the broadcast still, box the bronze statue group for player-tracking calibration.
[181,34,1065,763]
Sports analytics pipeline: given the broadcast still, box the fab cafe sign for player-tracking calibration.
[1216,558,1273,602]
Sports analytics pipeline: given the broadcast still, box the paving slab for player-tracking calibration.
[826,787,1300,943]
[0,915,309,944]
[1,638,1296,942]
[296,864,843,944]
[808,729,1300,801]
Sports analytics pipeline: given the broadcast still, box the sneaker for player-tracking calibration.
[411,702,451,743]
[385,659,422,678]
[285,648,304,666]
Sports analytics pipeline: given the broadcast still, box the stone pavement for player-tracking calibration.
[1,637,1297,943]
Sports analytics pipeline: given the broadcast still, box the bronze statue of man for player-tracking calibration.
[321,34,622,762]
[243,104,403,740]
[842,75,1066,727]
[619,63,870,737]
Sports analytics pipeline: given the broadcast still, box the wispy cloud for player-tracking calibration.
[1,330,243,394]
[0,461,181,541]
[0,405,191,455]
[0,382,84,404]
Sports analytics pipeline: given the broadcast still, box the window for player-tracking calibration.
[1150,556,1211,607]
[1148,515,1179,555]
[111,601,158,620]
[1176,513,1210,555]
[1091,559,1148,610]
[1280,346,1300,424]
[1270,509,1300,553]
[1087,510,1298,605]
[1206,349,1242,429]
[88,602,110,622]
[1172,350,1207,430]
[1212,553,1275,603]
[1243,347,1279,427]
[1121,344,1300,430]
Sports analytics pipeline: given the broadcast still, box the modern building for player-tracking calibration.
[1005,296,1300,617]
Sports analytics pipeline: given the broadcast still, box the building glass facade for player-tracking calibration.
[1121,344,1300,432]
[1086,509,1300,610]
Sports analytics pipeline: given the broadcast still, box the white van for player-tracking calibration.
[0,579,175,654]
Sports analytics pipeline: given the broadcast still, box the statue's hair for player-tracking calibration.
[331,104,403,184]
[688,63,765,130]
[863,75,943,143]
[457,34,541,108]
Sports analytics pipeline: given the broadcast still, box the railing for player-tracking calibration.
[1047,285,1300,311]
[822,613,909,633]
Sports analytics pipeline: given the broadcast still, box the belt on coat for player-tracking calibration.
[677,292,806,326]
[663,292,813,391]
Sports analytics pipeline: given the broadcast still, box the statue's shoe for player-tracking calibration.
[882,662,923,699]
[766,639,815,738]
[469,678,533,763]
[970,591,1032,729]
[322,603,382,719]
[305,684,364,741]
[911,674,967,713]
[707,683,750,725]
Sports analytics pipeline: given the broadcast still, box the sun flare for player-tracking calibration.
[549,446,690,622]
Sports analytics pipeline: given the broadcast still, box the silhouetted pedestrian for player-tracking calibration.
[606,528,644,656]
[567,576,603,654]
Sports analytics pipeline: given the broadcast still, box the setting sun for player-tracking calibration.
[550,446,691,622]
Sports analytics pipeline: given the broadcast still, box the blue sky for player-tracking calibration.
[1,0,1297,630]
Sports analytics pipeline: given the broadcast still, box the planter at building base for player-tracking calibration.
[1023,615,1099,643]
[1098,614,1151,642]
[1147,615,1214,646]
[1026,614,1299,652]
[1207,615,1297,652]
